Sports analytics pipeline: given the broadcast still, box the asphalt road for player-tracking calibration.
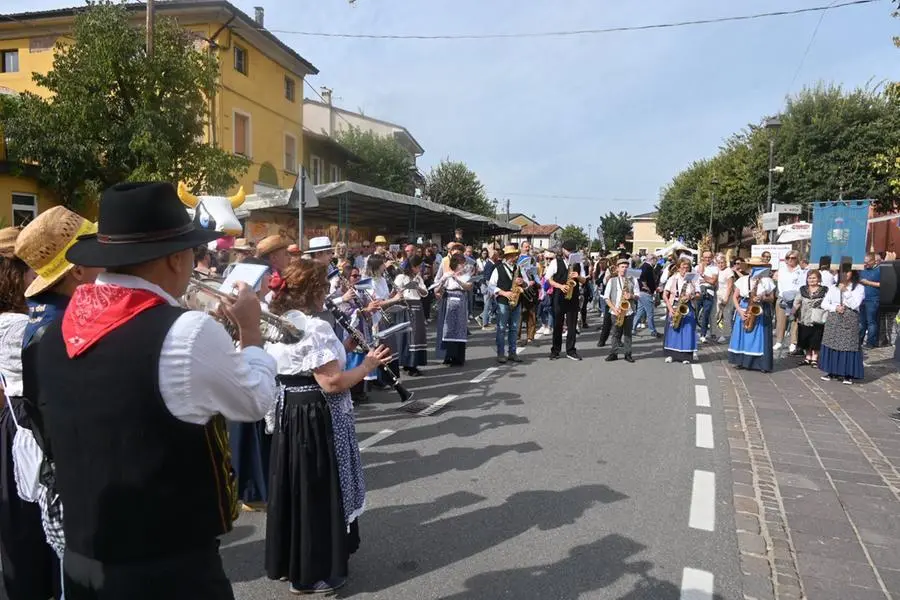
[224,310,744,600]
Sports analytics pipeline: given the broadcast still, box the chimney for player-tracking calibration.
[320,87,333,106]
[254,6,264,27]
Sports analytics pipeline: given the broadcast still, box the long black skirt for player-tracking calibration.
[265,378,359,587]
[0,398,60,600]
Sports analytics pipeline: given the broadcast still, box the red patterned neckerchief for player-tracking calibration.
[62,284,168,358]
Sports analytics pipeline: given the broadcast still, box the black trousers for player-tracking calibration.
[552,298,579,355]
[611,314,634,356]
[598,307,613,345]
[64,540,233,600]
[580,289,591,327]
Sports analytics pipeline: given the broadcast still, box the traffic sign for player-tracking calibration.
[772,203,802,215]
[762,212,779,231]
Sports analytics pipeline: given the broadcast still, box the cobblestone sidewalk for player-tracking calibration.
[709,344,900,600]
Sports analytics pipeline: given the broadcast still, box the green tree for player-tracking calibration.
[598,211,632,251]
[0,0,248,210]
[424,159,494,217]
[656,160,713,246]
[336,126,415,195]
[558,224,589,249]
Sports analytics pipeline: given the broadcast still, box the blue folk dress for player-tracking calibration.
[728,276,775,372]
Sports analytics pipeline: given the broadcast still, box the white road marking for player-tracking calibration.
[691,364,705,380]
[359,429,396,451]
[470,367,499,383]
[680,568,714,600]
[689,470,716,531]
[419,394,458,417]
[696,414,714,449]
[695,385,710,408]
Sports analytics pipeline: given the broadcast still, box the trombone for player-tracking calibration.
[183,277,305,344]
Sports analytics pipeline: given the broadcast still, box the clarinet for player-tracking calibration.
[325,297,413,404]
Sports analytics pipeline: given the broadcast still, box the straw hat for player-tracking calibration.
[306,236,333,254]
[374,235,388,245]
[256,235,289,257]
[0,227,21,258]
[232,238,252,252]
[16,206,97,298]
[502,245,518,256]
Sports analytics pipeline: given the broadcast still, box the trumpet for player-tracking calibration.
[183,277,305,344]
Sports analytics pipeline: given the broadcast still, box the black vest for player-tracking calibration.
[495,262,514,305]
[37,305,237,562]
[553,257,580,303]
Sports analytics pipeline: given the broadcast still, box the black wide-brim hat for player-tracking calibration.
[67,182,223,268]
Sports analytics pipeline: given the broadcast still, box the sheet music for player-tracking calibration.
[219,263,269,293]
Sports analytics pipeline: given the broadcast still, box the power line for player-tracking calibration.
[787,0,840,93]
[269,0,881,40]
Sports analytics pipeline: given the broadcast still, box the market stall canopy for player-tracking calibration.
[776,221,812,243]
[243,181,520,235]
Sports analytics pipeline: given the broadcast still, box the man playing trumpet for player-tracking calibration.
[604,258,640,363]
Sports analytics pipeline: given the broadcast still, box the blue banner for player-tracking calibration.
[810,200,870,266]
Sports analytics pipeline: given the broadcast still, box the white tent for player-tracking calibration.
[655,241,699,256]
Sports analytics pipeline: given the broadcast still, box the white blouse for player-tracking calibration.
[821,283,865,312]
[265,316,347,375]
[0,312,27,397]
[664,274,697,299]
[735,276,776,298]
[394,273,427,300]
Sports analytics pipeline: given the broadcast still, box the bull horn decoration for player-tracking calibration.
[229,186,246,208]
[177,182,199,208]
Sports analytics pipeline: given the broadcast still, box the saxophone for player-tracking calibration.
[615,277,633,328]
[563,265,578,301]
[671,279,691,331]
[507,262,524,308]
[744,277,762,332]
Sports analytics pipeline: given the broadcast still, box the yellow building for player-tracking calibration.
[0,1,317,224]
[630,211,670,255]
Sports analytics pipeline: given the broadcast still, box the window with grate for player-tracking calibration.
[11,193,36,227]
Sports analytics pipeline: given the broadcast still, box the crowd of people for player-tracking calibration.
[0,181,896,599]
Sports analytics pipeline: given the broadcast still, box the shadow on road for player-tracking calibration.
[362,441,543,491]
[344,484,629,595]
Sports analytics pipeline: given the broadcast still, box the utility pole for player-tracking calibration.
[146,0,155,56]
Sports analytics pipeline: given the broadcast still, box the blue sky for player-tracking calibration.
[5,0,900,236]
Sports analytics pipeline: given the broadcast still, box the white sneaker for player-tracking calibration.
[789,343,797,353]
[700,336,707,343]
[665,356,673,363]
[774,342,783,351]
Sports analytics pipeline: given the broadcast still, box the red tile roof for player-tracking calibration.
[520,224,561,236]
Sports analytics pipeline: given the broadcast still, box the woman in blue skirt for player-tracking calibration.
[728,263,776,372]
[819,270,865,385]
[663,257,700,364]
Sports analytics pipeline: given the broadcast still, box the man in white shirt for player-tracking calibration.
[36,182,277,599]
[694,251,719,343]
[603,258,639,362]
[773,250,804,352]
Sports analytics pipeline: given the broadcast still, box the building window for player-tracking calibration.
[284,76,295,102]
[329,164,340,183]
[310,156,322,185]
[284,133,297,173]
[11,193,36,227]
[233,111,250,157]
[233,45,248,75]
[0,50,18,73]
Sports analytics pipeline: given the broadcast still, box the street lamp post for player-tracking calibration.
[709,177,719,251]
[764,116,782,243]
